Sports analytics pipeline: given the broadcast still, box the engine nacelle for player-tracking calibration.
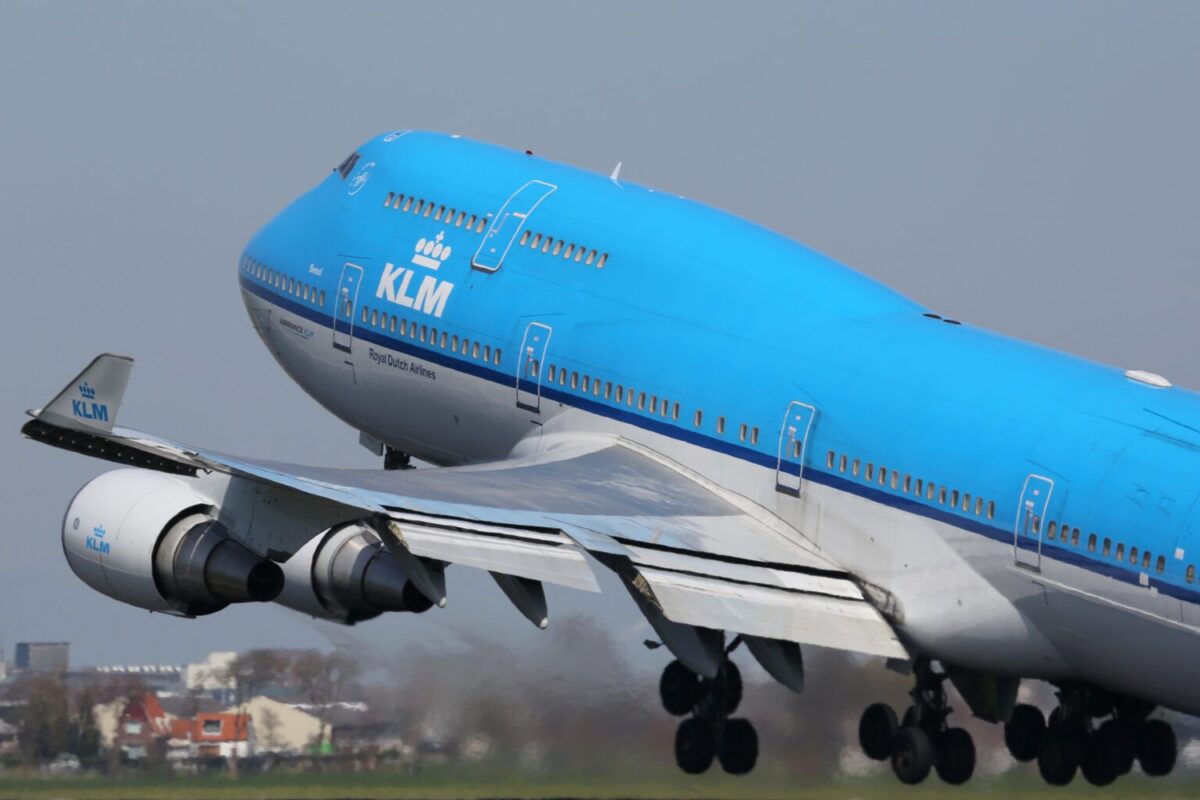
[63,469,283,616]
[275,523,433,624]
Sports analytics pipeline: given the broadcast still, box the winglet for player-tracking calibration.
[32,354,133,435]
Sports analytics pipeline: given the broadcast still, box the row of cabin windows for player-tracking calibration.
[1042,520,1196,583]
[382,192,489,233]
[826,450,997,521]
[539,363,759,442]
[359,305,501,365]
[517,228,608,269]
[243,256,326,308]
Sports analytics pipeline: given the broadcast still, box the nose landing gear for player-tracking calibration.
[858,658,976,785]
[660,647,757,775]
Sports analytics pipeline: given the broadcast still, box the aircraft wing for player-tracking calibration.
[23,354,907,665]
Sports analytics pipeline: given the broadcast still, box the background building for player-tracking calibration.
[14,642,68,673]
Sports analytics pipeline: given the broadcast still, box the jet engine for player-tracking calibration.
[275,523,433,624]
[62,469,283,616]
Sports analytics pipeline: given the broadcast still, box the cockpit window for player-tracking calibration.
[336,152,361,179]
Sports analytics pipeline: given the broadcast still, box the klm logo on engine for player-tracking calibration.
[376,232,455,318]
[86,524,110,555]
[71,382,109,423]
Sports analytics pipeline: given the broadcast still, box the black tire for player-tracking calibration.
[934,727,975,785]
[660,660,704,716]
[901,704,918,729]
[891,726,934,785]
[1037,729,1081,786]
[674,717,716,775]
[1080,729,1119,787]
[707,660,743,716]
[1004,703,1045,762]
[859,703,899,761]
[1137,718,1177,777]
[717,718,758,775]
[1099,718,1135,775]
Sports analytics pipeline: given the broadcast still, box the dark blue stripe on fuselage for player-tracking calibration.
[239,274,1200,607]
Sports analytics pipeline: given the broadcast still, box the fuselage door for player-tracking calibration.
[1014,474,1054,571]
[332,262,364,353]
[776,401,817,495]
[473,180,557,273]
[516,322,553,412]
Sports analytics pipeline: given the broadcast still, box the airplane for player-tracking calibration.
[21,129,1200,787]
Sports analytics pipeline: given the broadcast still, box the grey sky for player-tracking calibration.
[2,2,1198,669]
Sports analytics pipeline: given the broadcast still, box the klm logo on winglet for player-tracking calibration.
[71,382,109,423]
[86,523,110,555]
[376,232,455,318]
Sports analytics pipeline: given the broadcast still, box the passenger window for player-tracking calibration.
[484,345,491,361]
[717,416,726,435]
[472,343,480,359]
[564,244,575,259]
[400,320,408,336]
[451,335,459,350]
[1143,551,1151,569]
[420,325,427,343]
[440,332,447,349]
[694,409,703,427]
[604,382,612,400]
[435,205,445,221]
[494,349,501,364]
[1189,565,1196,583]
[423,203,432,218]
[1047,522,1057,540]
[319,290,326,306]
[389,316,397,332]
[520,230,531,246]
[597,253,608,268]
[879,468,888,486]
[1129,546,1138,565]
[962,494,970,512]
[361,307,369,323]
[571,372,579,389]
[827,451,836,468]
[852,459,861,477]
[595,381,602,398]
[650,396,658,414]
[1088,534,1097,552]
[927,483,936,501]
[839,455,848,473]
[552,240,563,256]
[415,200,425,215]
[674,403,681,421]
[916,479,924,496]
[1116,543,1125,560]
[467,214,477,229]
[531,233,542,248]
[975,498,983,516]
[951,490,959,508]
[1103,538,1111,556]
[738,424,747,442]
[639,392,647,410]
[384,192,394,206]
[575,248,584,262]
[1072,528,1080,547]
[542,237,553,253]
[477,217,487,233]
[582,376,590,393]
[939,487,947,505]
[402,197,413,212]
[866,463,874,482]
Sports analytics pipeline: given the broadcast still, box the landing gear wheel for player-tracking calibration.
[660,660,704,716]
[674,717,716,774]
[1037,729,1081,786]
[891,727,934,785]
[717,718,758,775]
[1137,718,1177,777]
[1099,718,1135,775]
[859,703,899,761]
[707,660,743,716]
[1004,703,1045,762]
[1080,729,1119,787]
[934,727,975,785]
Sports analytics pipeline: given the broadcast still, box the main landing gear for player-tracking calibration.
[1003,685,1177,786]
[859,658,976,785]
[660,643,758,775]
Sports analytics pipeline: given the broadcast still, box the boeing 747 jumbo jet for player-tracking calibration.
[22,131,1200,787]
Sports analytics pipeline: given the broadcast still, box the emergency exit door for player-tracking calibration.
[776,401,817,495]
[1014,474,1054,571]
[473,180,557,272]
[516,322,553,411]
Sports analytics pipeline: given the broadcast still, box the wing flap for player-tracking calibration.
[637,565,908,659]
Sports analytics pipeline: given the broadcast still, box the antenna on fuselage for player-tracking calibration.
[610,161,623,183]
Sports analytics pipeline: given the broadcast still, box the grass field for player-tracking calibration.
[0,767,1196,800]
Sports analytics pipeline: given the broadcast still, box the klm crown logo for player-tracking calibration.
[86,523,110,555]
[71,381,109,423]
[412,232,452,271]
